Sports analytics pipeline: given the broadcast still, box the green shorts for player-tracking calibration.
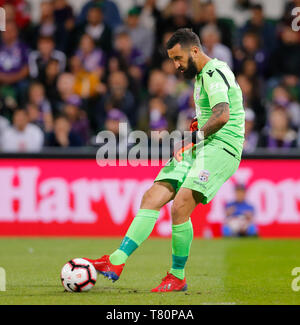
[154,142,240,204]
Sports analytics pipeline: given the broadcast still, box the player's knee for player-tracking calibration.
[141,188,154,207]
[171,199,186,223]
[140,186,163,210]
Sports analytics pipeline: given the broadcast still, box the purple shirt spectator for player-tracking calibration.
[266,134,297,149]
[150,117,168,131]
[64,95,90,144]
[0,41,29,74]
[76,48,106,73]
[128,47,145,70]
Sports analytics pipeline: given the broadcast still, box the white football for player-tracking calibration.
[60,258,97,292]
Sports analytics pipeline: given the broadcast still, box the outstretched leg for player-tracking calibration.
[109,181,176,265]
[86,181,175,281]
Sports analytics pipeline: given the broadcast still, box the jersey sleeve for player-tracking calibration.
[202,68,230,109]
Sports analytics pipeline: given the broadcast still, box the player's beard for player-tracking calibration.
[182,56,198,79]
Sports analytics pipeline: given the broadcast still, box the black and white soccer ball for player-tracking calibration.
[60,258,97,292]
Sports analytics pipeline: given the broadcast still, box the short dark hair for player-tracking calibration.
[55,114,70,123]
[235,183,246,191]
[38,35,54,43]
[251,4,263,11]
[166,28,202,50]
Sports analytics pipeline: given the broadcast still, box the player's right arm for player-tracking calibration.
[172,102,229,162]
[172,102,229,161]
[199,102,229,138]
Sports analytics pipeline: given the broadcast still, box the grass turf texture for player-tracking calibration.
[0,238,299,305]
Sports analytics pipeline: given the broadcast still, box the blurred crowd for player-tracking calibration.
[1,0,300,153]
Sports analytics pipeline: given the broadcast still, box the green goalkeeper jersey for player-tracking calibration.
[194,58,245,158]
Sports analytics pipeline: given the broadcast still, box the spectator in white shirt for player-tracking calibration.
[200,24,233,69]
[1,109,44,152]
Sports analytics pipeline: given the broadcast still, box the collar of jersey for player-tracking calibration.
[195,58,217,81]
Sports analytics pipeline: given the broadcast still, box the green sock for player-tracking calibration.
[170,219,193,280]
[109,209,160,265]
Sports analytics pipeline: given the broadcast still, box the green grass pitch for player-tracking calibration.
[0,237,299,305]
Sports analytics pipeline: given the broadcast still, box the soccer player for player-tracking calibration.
[87,28,245,292]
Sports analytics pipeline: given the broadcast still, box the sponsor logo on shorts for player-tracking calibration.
[193,180,206,188]
[199,170,210,182]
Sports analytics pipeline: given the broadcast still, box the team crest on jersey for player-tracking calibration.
[199,170,210,182]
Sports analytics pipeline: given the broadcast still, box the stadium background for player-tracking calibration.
[0,0,300,238]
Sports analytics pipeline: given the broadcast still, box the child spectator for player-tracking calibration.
[222,184,258,237]
[46,114,83,147]
[63,95,90,144]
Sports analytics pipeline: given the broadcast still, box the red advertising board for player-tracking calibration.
[0,158,299,237]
